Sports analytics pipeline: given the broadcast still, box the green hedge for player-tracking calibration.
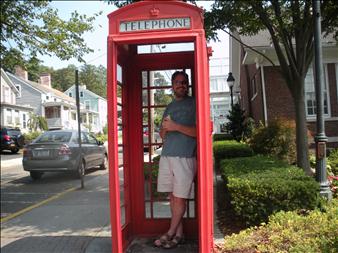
[212,133,233,142]
[213,140,254,170]
[221,156,320,225]
[222,199,338,253]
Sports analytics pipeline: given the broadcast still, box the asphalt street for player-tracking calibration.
[0,151,107,221]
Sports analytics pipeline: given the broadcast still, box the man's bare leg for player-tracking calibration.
[167,193,186,237]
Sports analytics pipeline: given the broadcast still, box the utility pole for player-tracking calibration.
[75,69,84,189]
[313,0,331,199]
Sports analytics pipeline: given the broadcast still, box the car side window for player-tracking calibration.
[81,133,89,144]
[87,134,98,145]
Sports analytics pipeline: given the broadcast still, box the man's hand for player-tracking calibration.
[162,116,196,138]
[162,117,177,132]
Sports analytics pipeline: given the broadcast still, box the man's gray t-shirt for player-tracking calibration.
[161,96,196,158]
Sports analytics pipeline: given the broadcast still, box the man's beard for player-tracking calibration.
[174,88,188,98]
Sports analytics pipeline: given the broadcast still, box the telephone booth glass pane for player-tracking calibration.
[117,64,126,227]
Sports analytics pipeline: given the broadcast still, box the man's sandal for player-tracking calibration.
[162,235,184,249]
[153,233,173,247]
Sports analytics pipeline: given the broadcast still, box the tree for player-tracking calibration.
[226,103,246,142]
[1,1,101,64]
[205,1,338,174]
[52,65,77,91]
[79,64,107,98]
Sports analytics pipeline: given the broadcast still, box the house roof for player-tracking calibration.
[1,68,19,94]
[239,30,338,65]
[65,85,107,101]
[6,71,76,104]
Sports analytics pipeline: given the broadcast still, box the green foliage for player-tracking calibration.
[225,103,246,142]
[95,133,107,143]
[249,119,296,164]
[212,133,233,142]
[213,140,254,170]
[1,0,101,63]
[79,64,107,98]
[51,64,76,91]
[220,156,320,225]
[23,131,42,143]
[328,148,338,175]
[221,199,338,253]
[27,113,48,131]
[102,124,108,135]
[205,1,338,173]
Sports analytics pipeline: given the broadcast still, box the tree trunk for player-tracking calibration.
[294,90,312,175]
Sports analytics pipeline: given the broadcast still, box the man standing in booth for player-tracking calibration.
[154,71,197,249]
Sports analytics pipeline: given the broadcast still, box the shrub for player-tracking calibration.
[221,156,320,225]
[328,148,338,175]
[213,133,233,142]
[213,140,254,170]
[95,133,108,142]
[221,199,338,253]
[23,131,42,143]
[225,103,246,141]
[249,118,296,164]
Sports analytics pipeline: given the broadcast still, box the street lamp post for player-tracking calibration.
[227,72,235,108]
[313,0,332,199]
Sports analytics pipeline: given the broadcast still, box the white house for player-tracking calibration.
[7,66,87,131]
[1,68,33,132]
[65,85,107,133]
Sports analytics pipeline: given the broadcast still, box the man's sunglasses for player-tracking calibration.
[173,80,188,85]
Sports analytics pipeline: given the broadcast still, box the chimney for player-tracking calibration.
[39,73,51,88]
[81,85,87,90]
[15,66,28,80]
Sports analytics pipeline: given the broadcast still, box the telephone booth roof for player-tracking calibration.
[108,1,205,38]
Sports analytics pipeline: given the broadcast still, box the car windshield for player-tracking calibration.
[35,132,72,143]
[7,130,21,136]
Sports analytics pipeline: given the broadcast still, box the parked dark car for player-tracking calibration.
[23,130,107,180]
[0,127,25,153]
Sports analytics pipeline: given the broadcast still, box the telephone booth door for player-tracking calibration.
[107,1,213,252]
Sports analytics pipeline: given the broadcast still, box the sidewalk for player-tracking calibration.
[1,174,111,253]
[1,171,224,253]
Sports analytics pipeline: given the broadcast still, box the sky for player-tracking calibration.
[40,1,229,70]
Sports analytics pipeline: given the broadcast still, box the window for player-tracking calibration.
[71,112,77,120]
[85,100,90,110]
[15,85,21,98]
[45,106,60,118]
[305,65,329,117]
[4,86,10,103]
[69,92,72,97]
[87,134,97,145]
[15,110,20,124]
[80,91,84,97]
[23,114,26,128]
[6,109,12,124]
[46,95,49,100]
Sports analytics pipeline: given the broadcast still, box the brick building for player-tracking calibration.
[230,31,338,148]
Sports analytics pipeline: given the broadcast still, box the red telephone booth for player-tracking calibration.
[107,1,213,252]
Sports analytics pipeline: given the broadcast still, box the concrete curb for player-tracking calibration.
[1,158,22,168]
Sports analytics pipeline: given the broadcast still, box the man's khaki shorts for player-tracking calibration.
[157,156,196,199]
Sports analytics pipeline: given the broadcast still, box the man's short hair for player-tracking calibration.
[171,71,189,84]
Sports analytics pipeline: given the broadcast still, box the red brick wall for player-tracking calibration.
[263,66,296,120]
[239,61,338,146]
[327,63,338,117]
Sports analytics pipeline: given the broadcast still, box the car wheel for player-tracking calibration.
[100,154,108,170]
[78,160,85,178]
[30,171,43,180]
[11,147,19,154]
